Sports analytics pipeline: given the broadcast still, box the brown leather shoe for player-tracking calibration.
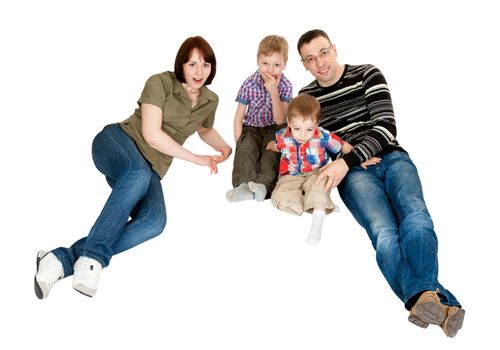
[408,290,447,326]
[441,306,465,338]
[408,309,429,328]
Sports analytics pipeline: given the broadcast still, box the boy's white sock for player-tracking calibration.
[226,183,255,202]
[248,181,267,202]
[306,209,326,244]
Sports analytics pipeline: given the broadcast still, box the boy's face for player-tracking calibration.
[288,116,318,144]
[257,52,286,80]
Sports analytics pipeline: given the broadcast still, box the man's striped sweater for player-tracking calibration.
[299,64,406,168]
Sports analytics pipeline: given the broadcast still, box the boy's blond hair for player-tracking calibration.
[287,94,320,124]
[257,35,289,63]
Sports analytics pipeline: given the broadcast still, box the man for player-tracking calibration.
[297,29,464,337]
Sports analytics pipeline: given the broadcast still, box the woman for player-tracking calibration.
[34,36,232,298]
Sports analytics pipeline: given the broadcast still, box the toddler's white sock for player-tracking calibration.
[306,209,326,244]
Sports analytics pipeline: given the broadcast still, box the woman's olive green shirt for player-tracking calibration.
[120,71,218,178]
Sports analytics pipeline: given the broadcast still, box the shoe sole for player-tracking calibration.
[408,314,429,328]
[34,252,48,299]
[306,237,320,244]
[415,301,446,325]
[73,283,96,298]
[443,308,465,338]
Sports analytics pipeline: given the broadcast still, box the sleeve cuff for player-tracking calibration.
[342,151,361,169]
[235,97,249,105]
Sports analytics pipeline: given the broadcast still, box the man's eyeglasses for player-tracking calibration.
[302,46,333,65]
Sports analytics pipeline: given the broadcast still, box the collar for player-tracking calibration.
[250,70,265,86]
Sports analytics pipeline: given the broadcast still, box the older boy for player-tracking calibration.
[226,35,292,202]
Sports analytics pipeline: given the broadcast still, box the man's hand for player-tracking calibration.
[316,158,349,191]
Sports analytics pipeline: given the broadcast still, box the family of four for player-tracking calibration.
[34,30,465,338]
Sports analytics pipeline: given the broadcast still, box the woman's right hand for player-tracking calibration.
[194,155,219,174]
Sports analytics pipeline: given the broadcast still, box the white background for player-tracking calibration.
[1,0,498,349]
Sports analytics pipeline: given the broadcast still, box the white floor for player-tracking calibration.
[2,1,499,349]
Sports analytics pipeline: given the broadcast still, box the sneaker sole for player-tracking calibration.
[443,308,465,338]
[415,301,446,325]
[73,283,96,298]
[34,252,48,299]
[306,237,320,244]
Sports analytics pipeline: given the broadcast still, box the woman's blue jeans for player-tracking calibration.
[52,124,166,277]
[338,151,460,309]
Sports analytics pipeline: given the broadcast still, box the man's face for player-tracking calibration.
[300,37,339,87]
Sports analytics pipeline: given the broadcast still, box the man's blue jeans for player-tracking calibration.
[338,151,460,309]
[52,124,167,277]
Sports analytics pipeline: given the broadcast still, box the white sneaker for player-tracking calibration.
[72,256,102,297]
[34,251,64,299]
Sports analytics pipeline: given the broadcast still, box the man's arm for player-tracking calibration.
[342,65,397,168]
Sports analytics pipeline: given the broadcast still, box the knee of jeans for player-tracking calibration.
[400,211,435,239]
[399,217,438,263]
[374,229,398,252]
[126,166,153,195]
[133,165,153,182]
[365,216,397,246]
[374,230,401,268]
[143,214,167,241]
[153,210,167,234]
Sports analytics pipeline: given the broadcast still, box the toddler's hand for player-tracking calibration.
[360,157,381,169]
[266,140,278,152]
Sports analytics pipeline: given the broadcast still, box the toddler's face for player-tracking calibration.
[257,52,286,80]
[288,116,318,144]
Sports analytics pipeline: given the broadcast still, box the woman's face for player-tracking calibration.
[182,48,211,89]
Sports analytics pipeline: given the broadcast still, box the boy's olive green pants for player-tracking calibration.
[231,125,282,197]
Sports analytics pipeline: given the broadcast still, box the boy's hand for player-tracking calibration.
[342,141,353,154]
[266,140,278,152]
[261,72,280,92]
